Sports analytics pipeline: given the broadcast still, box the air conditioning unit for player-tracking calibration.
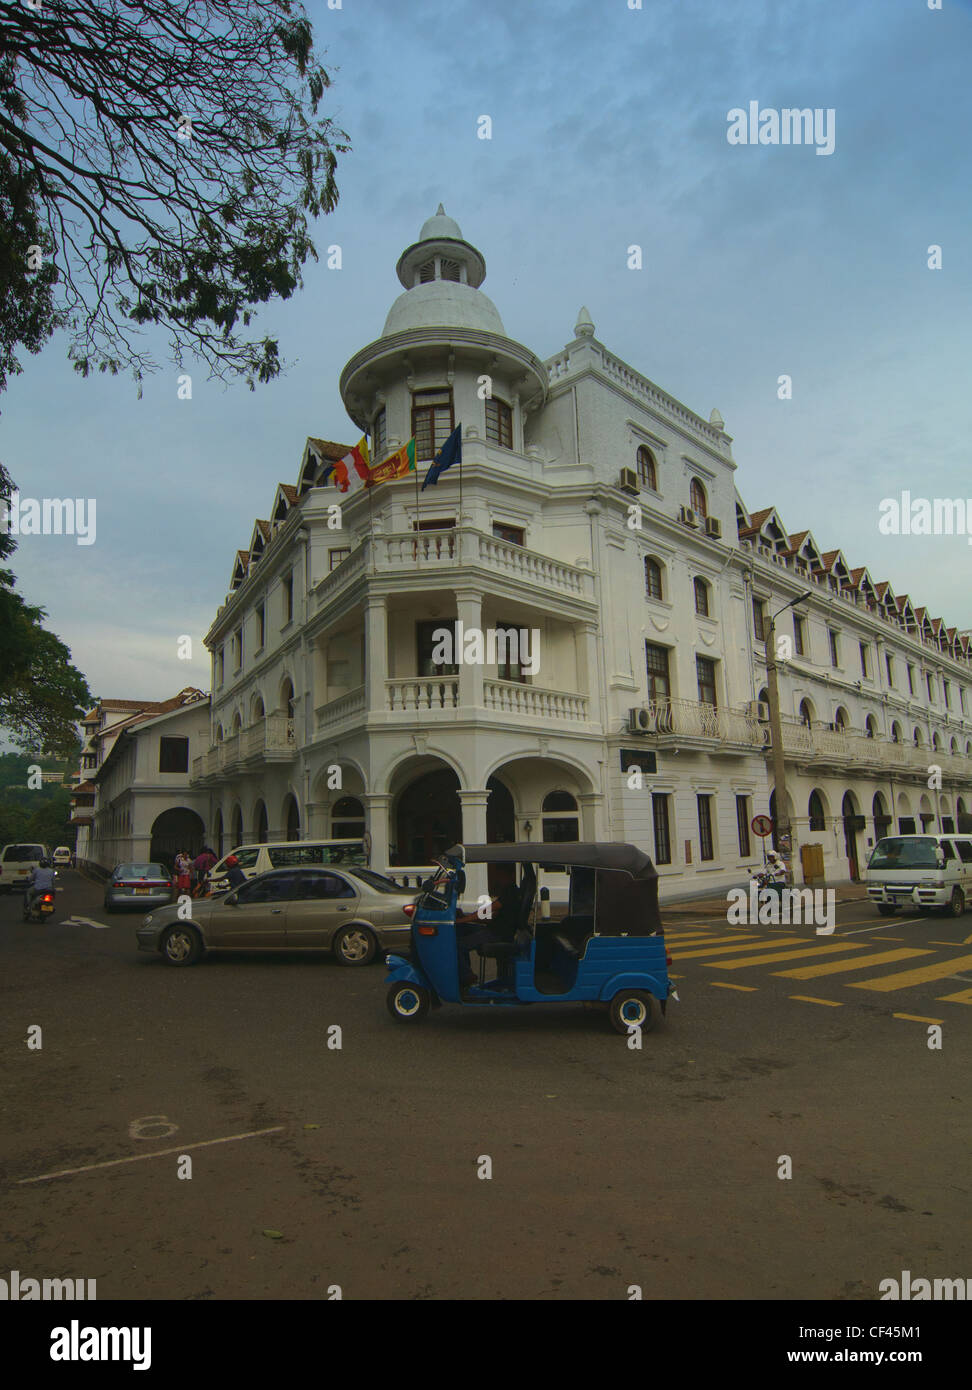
[618,468,639,495]
[704,516,722,538]
[627,706,656,733]
[748,700,770,721]
[679,506,698,527]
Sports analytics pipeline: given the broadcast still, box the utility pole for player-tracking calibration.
[765,590,813,885]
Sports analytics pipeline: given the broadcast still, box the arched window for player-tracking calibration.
[284,795,300,842]
[251,695,265,722]
[485,397,513,450]
[232,805,244,848]
[693,577,710,617]
[332,796,365,839]
[637,445,657,490]
[542,790,579,843]
[689,478,708,518]
[865,715,877,739]
[891,721,902,744]
[808,791,826,831]
[254,800,269,843]
[799,700,814,728]
[645,556,663,600]
[833,706,848,731]
[932,732,941,751]
[215,724,224,743]
[913,727,922,747]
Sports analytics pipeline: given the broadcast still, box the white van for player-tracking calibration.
[865,834,972,916]
[0,843,50,893]
[206,839,367,894]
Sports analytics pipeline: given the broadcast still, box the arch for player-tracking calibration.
[864,714,878,738]
[213,807,224,859]
[636,444,657,490]
[283,792,301,842]
[231,710,242,733]
[841,790,863,880]
[331,795,365,838]
[215,723,224,742]
[689,477,708,518]
[232,804,244,848]
[279,675,296,719]
[808,789,827,831]
[481,748,597,797]
[932,731,941,751]
[250,692,266,722]
[833,705,849,731]
[913,726,923,747]
[799,698,815,728]
[541,789,580,844]
[253,799,269,843]
[890,720,902,743]
[644,555,664,601]
[485,774,515,843]
[150,807,205,868]
[393,766,461,865]
[950,737,959,754]
[693,575,710,617]
[872,791,891,839]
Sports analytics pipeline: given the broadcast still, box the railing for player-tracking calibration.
[649,698,764,747]
[774,717,972,777]
[316,686,366,730]
[385,678,459,711]
[485,680,588,721]
[475,534,588,595]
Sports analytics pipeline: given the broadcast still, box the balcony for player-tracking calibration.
[191,714,295,783]
[484,679,588,722]
[773,717,972,780]
[648,698,765,750]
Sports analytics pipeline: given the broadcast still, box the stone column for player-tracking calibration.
[458,787,490,902]
[456,588,483,712]
[365,597,388,713]
[363,793,393,875]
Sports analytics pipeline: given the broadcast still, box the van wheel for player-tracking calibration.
[160,924,202,965]
[333,925,377,966]
[387,983,430,1022]
[877,906,897,917]
[944,888,965,918]
[608,990,659,1035]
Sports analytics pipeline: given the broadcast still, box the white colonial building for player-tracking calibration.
[189,208,972,900]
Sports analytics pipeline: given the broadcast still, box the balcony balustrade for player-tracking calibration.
[484,680,588,721]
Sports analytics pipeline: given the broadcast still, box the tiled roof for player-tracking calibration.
[307,437,352,462]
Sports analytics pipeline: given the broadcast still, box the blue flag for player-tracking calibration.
[422,423,461,491]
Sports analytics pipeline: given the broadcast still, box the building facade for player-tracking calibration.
[189,208,972,900]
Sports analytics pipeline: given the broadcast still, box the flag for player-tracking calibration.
[366,437,416,488]
[331,437,371,494]
[422,424,461,490]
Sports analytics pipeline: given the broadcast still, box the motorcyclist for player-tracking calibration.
[24,858,56,917]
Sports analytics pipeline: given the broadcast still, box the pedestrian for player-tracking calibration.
[174,849,192,896]
[192,844,217,898]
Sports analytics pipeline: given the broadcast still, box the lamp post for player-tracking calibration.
[765,590,813,884]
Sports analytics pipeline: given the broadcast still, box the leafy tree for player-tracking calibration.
[0,0,348,392]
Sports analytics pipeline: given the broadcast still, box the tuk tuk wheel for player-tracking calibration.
[609,990,659,1036]
[387,982,431,1023]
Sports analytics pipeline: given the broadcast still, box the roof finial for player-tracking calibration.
[574,306,595,338]
[435,202,445,216]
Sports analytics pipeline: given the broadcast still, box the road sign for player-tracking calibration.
[751,814,774,838]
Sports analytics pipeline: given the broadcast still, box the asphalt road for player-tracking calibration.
[1,870,970,1300]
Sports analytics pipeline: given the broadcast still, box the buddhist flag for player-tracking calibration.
[366,438,416,488]
[422,424,461,490]
[331,437,371,494]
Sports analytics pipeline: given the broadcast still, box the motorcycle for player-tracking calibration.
[23,891,56,923]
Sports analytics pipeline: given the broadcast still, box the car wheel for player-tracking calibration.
[608,990,659,1036]
[160,924,202,966]
[877,905,897,917]
[386,982,430,1022]
[944,888,965,918]
[333,924,377,966]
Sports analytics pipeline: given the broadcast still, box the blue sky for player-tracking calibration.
[3,0,971,702]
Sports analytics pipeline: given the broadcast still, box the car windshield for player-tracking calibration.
[868,838,942,870]
[116,863,168,878]
[5,845,46,859]
[349,868,407,894]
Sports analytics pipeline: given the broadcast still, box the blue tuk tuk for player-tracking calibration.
[384,842,674,1033]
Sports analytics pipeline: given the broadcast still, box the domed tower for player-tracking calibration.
[340,207,547,469]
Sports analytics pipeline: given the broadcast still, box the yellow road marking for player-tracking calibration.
[893,1013,944,1025]
[709,982,757,991]
[928,941,966,947]
[673,936,799,960]
[711,943,867,970]
[790,995,843,1007]
[665,932,735,943]
[848,953,972,992]
[935,986,972,1004]
[774,948,930,979]
[964,930,972,945]
[870,936,904,942]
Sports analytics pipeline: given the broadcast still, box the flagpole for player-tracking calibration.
[414,441,420,562]
[457,427,463,566]
[366,431,375,574]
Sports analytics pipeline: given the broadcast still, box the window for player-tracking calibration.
[372,408,387,463]
[793,614,805,656]
[829,630,840,668]
[217,648,225,685]
[282,571,294,626]
[645,557,663,600]
[689,478,708,517]
[752,597,766,642]
[329,548,351,571]
[944,680,951,709]
[927,672,935,701]
[961,689,967,714]
[417,619,458,676]
[158,736,190,774]
[542,791,580,843]
[492,522,524,546]
[652,794,672,865]
[955,840,972,864]
[736,796,751,857]
[332,796,365,839]
[694,577,710,617]
[697,795,714,861]
[256,603,265,651]
[907,664,915,695]
[293,872,356,901]
[412,388,454,462]
[236,872,298,904]
[885,653,894,687]
[645,643,671,700]
[232,627,243,672]
[696,655,717,708]
[485,397,513,449]
[808,791,826,832]
[495,620,528,683]
[859,642,870,679]
[637,445,657,490]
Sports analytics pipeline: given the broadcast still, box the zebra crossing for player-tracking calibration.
[665,924,972,1011]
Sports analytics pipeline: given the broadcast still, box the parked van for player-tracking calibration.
[206,839,367,894]
[0,843,50,893]
[865,834,972,916]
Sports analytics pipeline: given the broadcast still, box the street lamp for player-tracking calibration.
[765,590,814,884]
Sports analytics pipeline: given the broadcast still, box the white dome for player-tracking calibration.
[382,279,506,338]
[419,208,464,241]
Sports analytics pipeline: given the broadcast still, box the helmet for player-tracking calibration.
[225,855,239,867]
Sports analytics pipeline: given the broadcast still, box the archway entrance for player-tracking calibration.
[842,792,863,881]
[150,807,205,869]
[394,768,461,864]
[486,775,515,842]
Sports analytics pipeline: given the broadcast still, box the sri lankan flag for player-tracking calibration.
[365,437,416,488]
[331,437,371,494]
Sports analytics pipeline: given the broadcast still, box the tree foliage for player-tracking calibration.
[0,0,348,391]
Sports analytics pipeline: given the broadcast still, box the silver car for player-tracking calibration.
[136,865,415,966]
[105,862,174,912]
